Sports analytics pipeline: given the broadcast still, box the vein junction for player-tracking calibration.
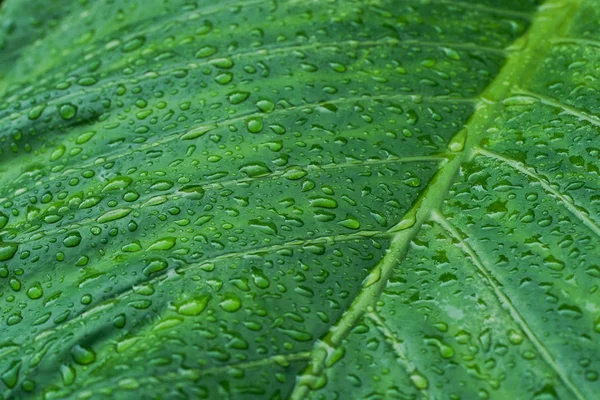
[289,0,586,398]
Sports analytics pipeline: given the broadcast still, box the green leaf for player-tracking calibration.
[0,0,599,399]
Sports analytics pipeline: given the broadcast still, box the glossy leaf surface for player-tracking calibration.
[0,0,599,399]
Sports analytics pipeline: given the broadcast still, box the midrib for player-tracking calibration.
[289,0,583,398]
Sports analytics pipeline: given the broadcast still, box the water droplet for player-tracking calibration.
[0,242,19,261]
[28,104,46,120]
[249,219,278,235]
[195,45,217,58]
[410,372,428,389]
[59,103,77,120]
[102,176,132,192]
[449,129,467,152]
[362,267,381,287]
[71,344,96,365]
[7,313,22,326]
[148,237,176,251]
[26,282,43,299]
[251,267,270,289]
[97,208,132,223]
[219,293,242,312]
[309,197,338,209]
[329,62,347,72]
[246,117,264,133]
[1,361,20,388]
[60,364,76,386]
[239,162,271,178]
[153,317,183,331]
[143,258,168,276]
[63,232,82,248]
[279,328,313,341]
[178,295,211,316]
[121,36,145,52]
[181,124,217,140]
[339,215,360,229]
[214,73,233,85]
[78,196,101,210]
[228,91,250,104]
[394,214,416,230]
[282,167,308,180]
[255,99,275,113]
[508,329,524,345]
[210,57,234,69]
[178,185,205,199]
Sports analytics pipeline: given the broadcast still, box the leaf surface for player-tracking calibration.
[0,0,599,399]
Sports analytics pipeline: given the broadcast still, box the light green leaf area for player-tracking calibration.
[0,0,599,399]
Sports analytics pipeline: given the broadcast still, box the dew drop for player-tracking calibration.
[0,242,19,261]
[219,293,242,312]
[71,344,96,365]
[59,103,77,120]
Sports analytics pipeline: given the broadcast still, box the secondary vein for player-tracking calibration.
[474,147,600,238]
[288,0,584,398]
[432,211,586,400]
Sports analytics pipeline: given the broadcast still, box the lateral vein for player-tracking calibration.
[288,0,584,398]
[15,155,443,241]
[2,92,472,201]
[398,0,534,20]
[474,147,600,238]
[13,230,388,356]
[512,89,600,127]
[431,211,586,400]
[366,311,431,400]
[0,37,480,126]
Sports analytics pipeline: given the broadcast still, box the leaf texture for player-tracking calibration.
[0,0,599,399]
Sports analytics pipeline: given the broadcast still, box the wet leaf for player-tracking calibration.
[0,0,598,399]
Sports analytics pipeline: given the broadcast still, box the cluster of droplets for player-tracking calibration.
[1,0,588,398]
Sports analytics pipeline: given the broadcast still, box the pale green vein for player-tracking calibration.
[200,154,445,191]
[65,351,312,399]
[163,351,312,378]
[431,210,586,400]
[288,134,461,400]
[10,229,390,360]
[0,0,273,95]
[399,0,534,20]
[177,229,387,274]
[512,89,600,127]
[3,92,471,201]
[474,147,600,237]
[289,0,582,398]
[0,1,591,399]
[551,36,600,48]
[399,39,507,56]
[0,36,486,126]
[0,38,398,114]
[366,311,430,399]
[17,155,442,241]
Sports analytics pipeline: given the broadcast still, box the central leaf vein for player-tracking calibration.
[288,0,585,398]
